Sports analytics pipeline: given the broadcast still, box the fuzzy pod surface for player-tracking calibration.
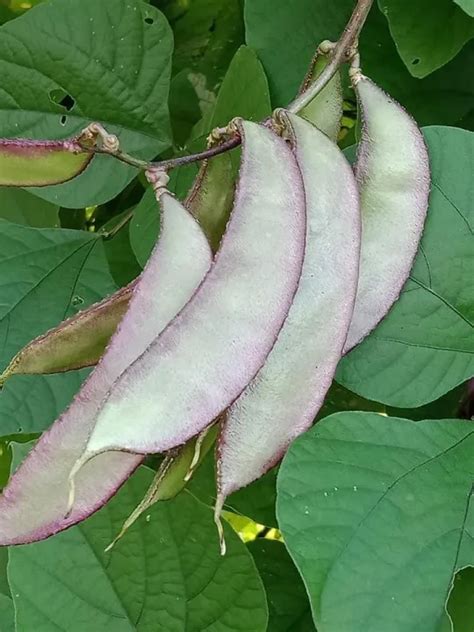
[216,112,360,512]
[0,194,212,544]
[343,76,430,352]
[72,119,307,469]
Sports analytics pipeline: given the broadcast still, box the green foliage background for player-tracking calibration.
[0,0,472,630]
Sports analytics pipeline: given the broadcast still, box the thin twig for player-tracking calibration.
[150,135,241,171]
[288,0,374,113]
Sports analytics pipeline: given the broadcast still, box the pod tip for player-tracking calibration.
[214,496,227,556]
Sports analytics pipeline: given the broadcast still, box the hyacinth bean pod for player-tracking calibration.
[297,43,343,142]
[0,282,135,385]
[0,192,212,545]
[215,112,360,526]
[69,119,306,481]
[186,152,235,252]
[0,137,93,186]
[343,74,430,352]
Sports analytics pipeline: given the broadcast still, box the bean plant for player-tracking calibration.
[0,0,472,630]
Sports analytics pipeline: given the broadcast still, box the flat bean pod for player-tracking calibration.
[343,74,430,352]
[0,137,93,186]
[70,119,306,478]
[0,192,212,545]
[215,112,360,528]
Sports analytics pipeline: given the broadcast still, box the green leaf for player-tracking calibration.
[337,126,474,407]
[0,0,172,208]
[166,0,244,95]
[102,212,141,287]
[277,411,474,632]
[0,595,14,632]
[209,45,271,129]
[245,0,474,129]
[9,466,268,631]
[447,566,474,630]
[129,188,160,267]
[378,0,474,77]
[0,371,88,435]
[248,539,315,631]
[0,188,58,227]
[453,0,474,17]
[0,221,116,369]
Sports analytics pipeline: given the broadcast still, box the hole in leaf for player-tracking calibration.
[60,115,67,126]
[144,16,154,24]
[49,88,76,111]
[209,18,216,33]
[411,58,420,66]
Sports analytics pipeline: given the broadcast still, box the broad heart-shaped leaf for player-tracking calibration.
[454,0,474,17]
[0,188,58,227]
[378,0,474,78]
[277,411,474,632]
[0,221,116,372]
[248,539,315,632]
[0,0,172,208]
[337,126,474,407]
[8,464,268,632]
[245,0,474,129]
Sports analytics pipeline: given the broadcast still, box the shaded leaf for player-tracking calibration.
[0,595,14,632]
[447,566,474,631]
[0,189,58,228]
[165,0,244,95]
[337,126,474,407]
[9,465,268,631]
[277,411,474,632]
[378,0,474,77]
[248,539,315,631]
[102,212,141,287]
[0,0,172,207]
[189,451,278,528]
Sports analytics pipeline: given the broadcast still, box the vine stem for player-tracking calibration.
[288,0,374,113]
[86,0,374,173]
